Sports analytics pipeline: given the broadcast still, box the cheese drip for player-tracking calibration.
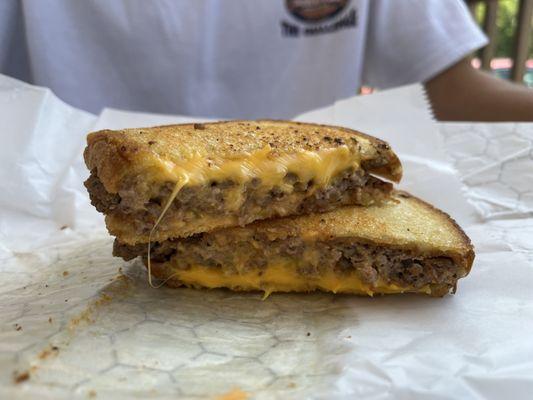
[161,263,433,297]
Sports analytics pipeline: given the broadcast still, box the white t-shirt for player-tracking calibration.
[0,0,486,118]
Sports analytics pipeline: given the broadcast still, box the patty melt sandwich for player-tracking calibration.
[84,120,401,244]
[113,192,474,297]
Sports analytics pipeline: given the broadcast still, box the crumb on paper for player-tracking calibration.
[69,303,100,329]
[38,345,59,360]
[63,271,69,277]
[68,275,131,331]
[13,371,30,384]
[88,390,97,398]
[345,335,352,339]
[48,317,52,323]
[306,332,311,336]
[215,388,248,400]
[60,225,68,230]
[14,323,22,331]
[287,382,297,388]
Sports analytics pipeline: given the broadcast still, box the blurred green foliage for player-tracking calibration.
[474,0,533,58]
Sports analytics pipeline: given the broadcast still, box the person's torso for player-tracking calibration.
[20,0,369,117]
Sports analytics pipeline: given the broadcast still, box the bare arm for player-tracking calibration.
[425,58,533,121]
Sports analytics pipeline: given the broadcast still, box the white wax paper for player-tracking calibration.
[1,74,533,399]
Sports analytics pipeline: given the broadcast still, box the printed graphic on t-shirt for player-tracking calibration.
[281,0,357,37]
[286,0,349,22]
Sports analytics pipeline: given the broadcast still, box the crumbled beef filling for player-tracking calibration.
[85,168,391,232]
[84,174,120,213]
[113,236,462,290]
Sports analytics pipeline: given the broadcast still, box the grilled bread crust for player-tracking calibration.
[84,120,402,193]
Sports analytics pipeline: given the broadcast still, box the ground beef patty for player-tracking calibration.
[113,235,463,292]
[85,167,391,233]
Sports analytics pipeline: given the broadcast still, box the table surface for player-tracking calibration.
[1,73,532,399]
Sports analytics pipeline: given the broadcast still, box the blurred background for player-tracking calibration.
[360,0,532,95]
[468,0,532,87]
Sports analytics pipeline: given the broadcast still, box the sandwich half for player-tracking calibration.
[84,120,402,244]
[114,191,474,297]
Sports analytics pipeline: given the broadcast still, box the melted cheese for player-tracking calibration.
[168,262,431,296]
[147,145,358,231]
[156,144,358,188]
[144,146,363,288]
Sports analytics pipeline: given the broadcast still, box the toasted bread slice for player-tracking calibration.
[84,120,402,244]
[114,192,474,297]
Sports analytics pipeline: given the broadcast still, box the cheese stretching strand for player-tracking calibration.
[146,176,188,288]
[84,120,402,244]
